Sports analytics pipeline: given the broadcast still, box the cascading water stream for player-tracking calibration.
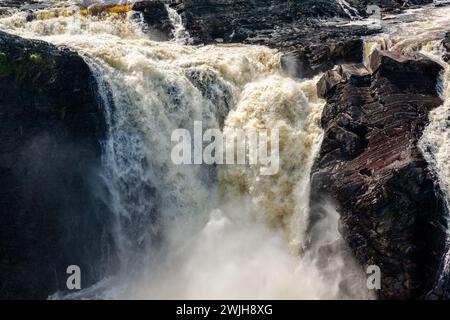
[165,4,192,44]
[336,0,361,19]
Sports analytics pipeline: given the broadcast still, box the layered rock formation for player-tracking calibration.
[0,32,115,299]
[311,50,448,299]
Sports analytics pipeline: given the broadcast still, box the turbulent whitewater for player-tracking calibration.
[0,2,370,299]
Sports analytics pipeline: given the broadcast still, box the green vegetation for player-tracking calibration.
[0,51,50,79]
[0,51,13,76]
[28,53,43,62]
[0,51,6,64]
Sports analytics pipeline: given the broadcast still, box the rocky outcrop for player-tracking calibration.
[0,32,115,299]
[311,50,448,299]
[170,0,436,44]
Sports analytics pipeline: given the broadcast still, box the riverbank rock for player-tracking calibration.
[0,32,115,299]
[311,49,448,299]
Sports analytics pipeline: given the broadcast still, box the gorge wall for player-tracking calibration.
[0,31,114,299]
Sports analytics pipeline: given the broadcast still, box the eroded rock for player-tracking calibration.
[311,49,448,299]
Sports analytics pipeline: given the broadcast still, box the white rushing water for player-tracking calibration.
[165,4,192,44]
[0,2,370,299]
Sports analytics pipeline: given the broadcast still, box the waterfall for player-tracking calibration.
[0,4,370,299]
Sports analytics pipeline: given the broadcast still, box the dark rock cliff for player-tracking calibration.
[311,50,448,299]
[0,32,115,299]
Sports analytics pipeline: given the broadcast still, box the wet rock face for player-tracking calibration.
[0,32,115,299]
[311,50,447,299]
[132,1,174,41]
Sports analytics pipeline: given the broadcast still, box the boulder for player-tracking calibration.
[311,50,447,299]
[317,63,371,98]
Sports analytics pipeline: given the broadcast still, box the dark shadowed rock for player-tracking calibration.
[311,49,447,299]
[279,32,368,79]
[317,63,371,97]
[132,0,174,41]
[0,32,115,299]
